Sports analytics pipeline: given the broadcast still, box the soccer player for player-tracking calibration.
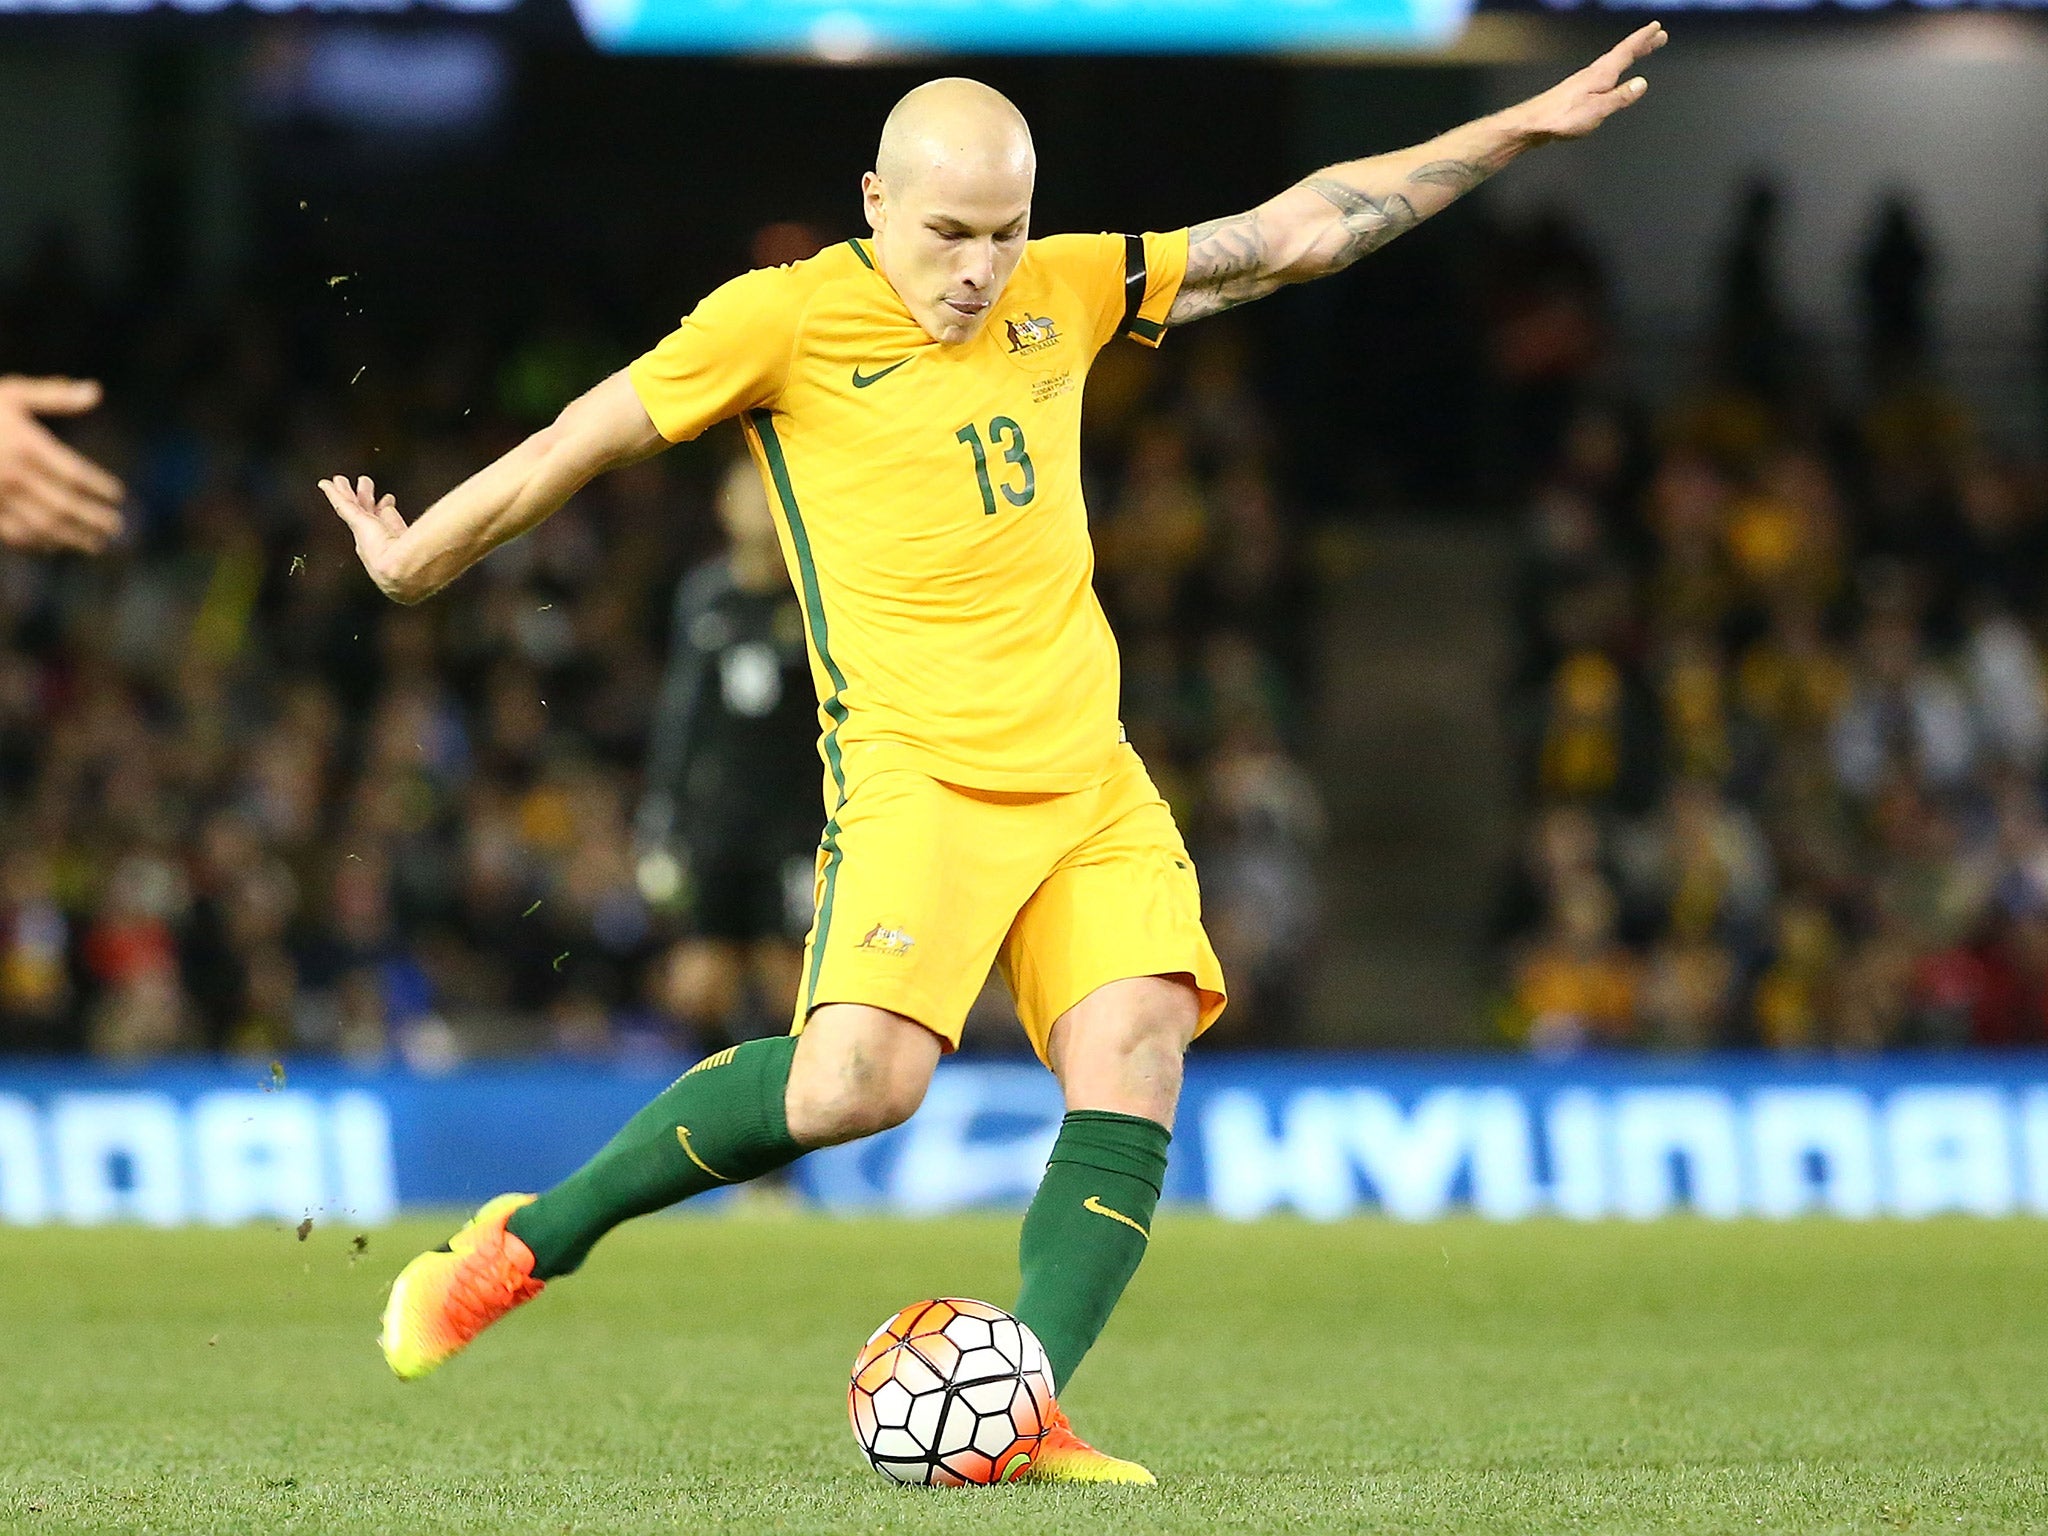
[635,457,820,1045]
[326,23,1665,1483]
[0,375,123,553]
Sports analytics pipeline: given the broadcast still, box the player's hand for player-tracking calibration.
[1514,23,1667,143]
[0,376,125,555]
[318,473,414,601]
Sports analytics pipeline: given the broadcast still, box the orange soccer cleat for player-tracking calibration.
[379,1193,544,1381]
[1023,1402,1156,1485]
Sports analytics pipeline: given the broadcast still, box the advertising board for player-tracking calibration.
[3,1054,2046,1225]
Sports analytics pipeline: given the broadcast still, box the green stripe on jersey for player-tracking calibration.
[749,409,848,803]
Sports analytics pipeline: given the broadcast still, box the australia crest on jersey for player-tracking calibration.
[1004,313,1060,356]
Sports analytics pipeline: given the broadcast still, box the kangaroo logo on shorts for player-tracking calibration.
[855,922,916,958]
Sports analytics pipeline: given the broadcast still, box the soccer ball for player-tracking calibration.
[848,1297,1053,1486]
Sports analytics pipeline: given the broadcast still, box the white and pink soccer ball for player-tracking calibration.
[847,1297,1054,1486]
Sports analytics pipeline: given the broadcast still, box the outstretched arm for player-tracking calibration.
[318,368,665,604]
[1168,22,1667,326]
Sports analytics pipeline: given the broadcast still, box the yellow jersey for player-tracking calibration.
[629,230,1189,806]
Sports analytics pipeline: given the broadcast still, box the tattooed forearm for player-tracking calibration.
[1167,145,1504,327]
[1408,158,1492,194]
[1301,178,1423,266]
[1301,155,1496,273]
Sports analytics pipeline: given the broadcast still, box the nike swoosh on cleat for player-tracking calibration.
[1082,1195,1149,1240]
[851,360,910,389]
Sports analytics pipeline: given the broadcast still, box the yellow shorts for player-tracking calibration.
[791,745,1227,1063]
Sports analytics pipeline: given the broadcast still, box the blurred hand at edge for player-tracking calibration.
[0,376,125,555]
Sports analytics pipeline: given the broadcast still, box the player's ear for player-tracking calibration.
[860,171,886,234]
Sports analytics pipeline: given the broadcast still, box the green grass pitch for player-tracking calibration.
[4,1212,2046,1534]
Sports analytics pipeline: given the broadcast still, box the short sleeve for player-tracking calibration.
[629,268,801,444]
[1035,230,1190,354]
[1120,229,1189,349]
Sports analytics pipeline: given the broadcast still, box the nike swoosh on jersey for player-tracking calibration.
[851,359,911,389]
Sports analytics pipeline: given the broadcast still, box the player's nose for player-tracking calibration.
[959,242,997,289]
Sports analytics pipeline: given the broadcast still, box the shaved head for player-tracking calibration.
[862,80,1037,345]
[874,78,1034,195]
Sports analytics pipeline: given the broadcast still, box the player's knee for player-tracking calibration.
[786,1006,940,1147]
[817,1056,927,1139]
[855,1067,929,1137]
[1115,1013,1188,1107]
[1050,976,1198,1125]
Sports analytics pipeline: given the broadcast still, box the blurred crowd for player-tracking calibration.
[0,224,1322,1063]
[1497,182,2048,1053]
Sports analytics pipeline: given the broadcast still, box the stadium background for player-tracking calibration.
[3,3,2048,1228]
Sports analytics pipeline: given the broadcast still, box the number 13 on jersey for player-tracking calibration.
[956,418,1035,516]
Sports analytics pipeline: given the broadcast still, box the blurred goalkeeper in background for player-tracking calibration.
[328,22,1665,1483]
[635,456,819,1049]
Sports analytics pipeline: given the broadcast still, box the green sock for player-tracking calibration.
[507,1035,803,1278]
[1014,1109,1171,1393]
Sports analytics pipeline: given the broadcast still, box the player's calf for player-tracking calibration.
[1012,977,1196,1396]
[505,1034,809,1279]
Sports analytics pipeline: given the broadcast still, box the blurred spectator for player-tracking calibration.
[1197,703,1326,1044]
[1509,872,1638,1055]
[1476,209,1611,500]
[1711,178,1803,411]
[0,847,72,1050]
[1859,196,1936,387]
